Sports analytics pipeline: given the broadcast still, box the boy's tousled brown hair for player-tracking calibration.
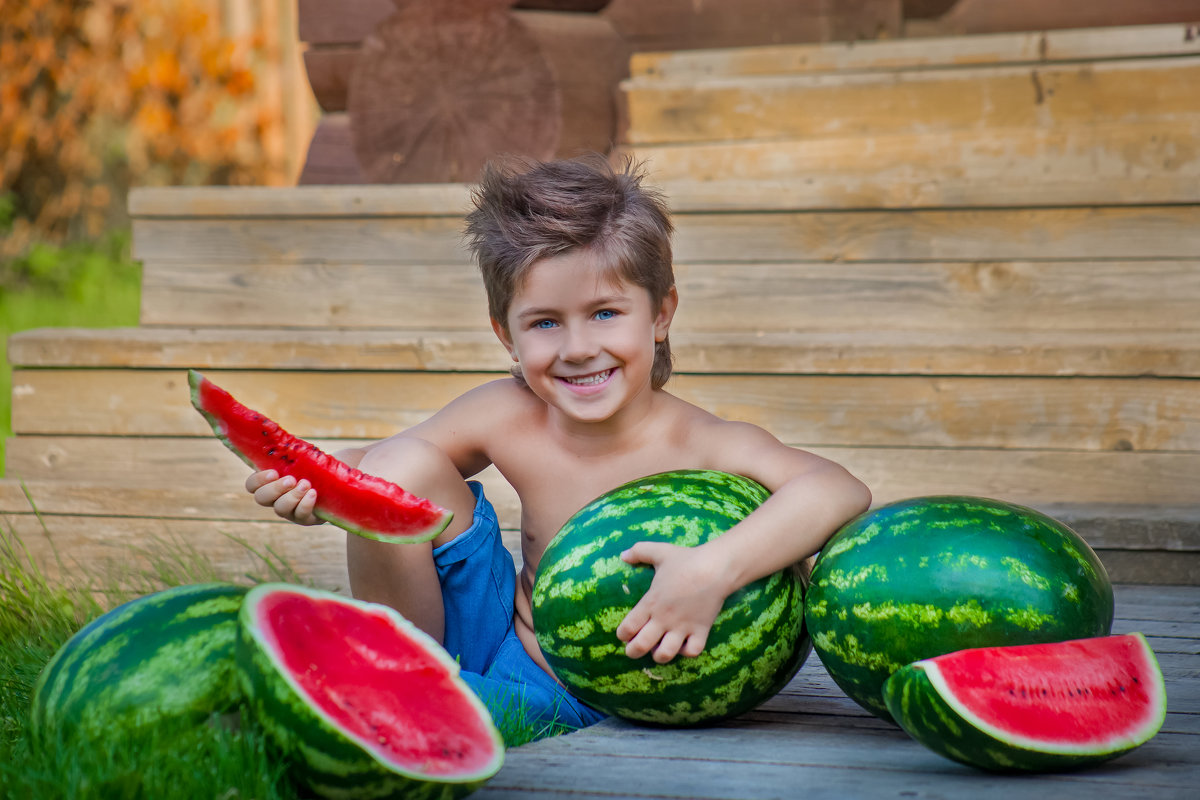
[463,153,676,389]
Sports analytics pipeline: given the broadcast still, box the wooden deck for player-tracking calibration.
[479,584,1199,799]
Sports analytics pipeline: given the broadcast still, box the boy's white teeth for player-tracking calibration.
[564,370,612,386]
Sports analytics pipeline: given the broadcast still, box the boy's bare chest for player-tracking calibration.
[494,433,709,562]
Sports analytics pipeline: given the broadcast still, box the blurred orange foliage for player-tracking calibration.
[1,0,291,256]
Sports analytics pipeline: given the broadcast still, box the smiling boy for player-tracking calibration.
[245,155,871,731]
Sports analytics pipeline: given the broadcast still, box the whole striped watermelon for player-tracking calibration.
[31,582,247,744]
[237,583,504,800]
[805,496,1114,722]
[531,470,810,726]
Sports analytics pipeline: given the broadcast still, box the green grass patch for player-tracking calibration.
[0,229,141,476]
[0,518,562,798]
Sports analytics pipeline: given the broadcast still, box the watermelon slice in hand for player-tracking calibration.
[883,633,1166,772]
[238,584,505,799]
[188,370,452,543]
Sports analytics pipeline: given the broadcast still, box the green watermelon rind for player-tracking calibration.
[532,469,810,726]
[805,495,1115,722]
[188,369,453,544]
[882,633,1167,772]
[236,583,505,800]
[31,582,248,744]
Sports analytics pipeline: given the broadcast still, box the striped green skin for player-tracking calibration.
[882,634,1167,772]
[236,584,504,800]
[31,582,247,744]
[531,470,810,726]
[805,496,1114,722]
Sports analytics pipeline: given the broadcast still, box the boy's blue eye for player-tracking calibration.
[535,319,557,329]
[595,309,616,321]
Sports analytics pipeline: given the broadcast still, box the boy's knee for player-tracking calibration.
[357,436,476,543]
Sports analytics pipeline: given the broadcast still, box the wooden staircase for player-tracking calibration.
[4,24,1197,588]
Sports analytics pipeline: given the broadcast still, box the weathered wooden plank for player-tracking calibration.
[10,327,1200,379]
[4,481,1193,557]
[14,369,1198,452]
[630,120,1200,208]
[8,437,1199,508]
[623,56,1200,145]
[0,469,523,536]
[4,513,524,595]
[128,184,473,218]
[629,23,1200,80]
[135,259,1196,332]
[130,206,1200,264]
[670,207,1200,263]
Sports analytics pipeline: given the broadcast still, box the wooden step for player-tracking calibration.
[131,202,1200,267]
[131,257,1196,332]
[10,368,1197,452]
[7,436,1196,509]
[4,481,1195,586]
[632,120,1200,208]
[11,327,1199,378]
[629,24,1200,80]
[621,56,1200,145]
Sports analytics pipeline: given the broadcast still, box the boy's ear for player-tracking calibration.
[653,285,679,343]
[491,317,519,362]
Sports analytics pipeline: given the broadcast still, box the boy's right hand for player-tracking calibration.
[245,470,323,526]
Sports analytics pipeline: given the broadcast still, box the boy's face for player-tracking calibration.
[493,249,677,426]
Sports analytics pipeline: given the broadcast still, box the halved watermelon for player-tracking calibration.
[189,370,452,543]
[882,633,1166,772]
[237,584,504,799]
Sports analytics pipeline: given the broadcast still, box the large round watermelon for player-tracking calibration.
[883,633,1166,772]
[236,583,504,800]
[31,582,248,744]
[531,470,810,726]
[805,496,1114,722]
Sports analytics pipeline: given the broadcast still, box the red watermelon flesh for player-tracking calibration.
[928,634,1163,749]
[188,370,452,543]
[883,633,1166,771]
[252,588,503,779]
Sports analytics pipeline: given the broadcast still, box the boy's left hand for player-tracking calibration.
[615,542,730,664]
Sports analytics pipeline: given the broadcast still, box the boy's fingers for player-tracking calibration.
[295,488,318,522]
[680,631,707,658]
[245,470,279,492]
[652,631,686,665]
[615,605,650,642]
[253,475,294,507]
[621,541,671,565]
[624,620,664,660]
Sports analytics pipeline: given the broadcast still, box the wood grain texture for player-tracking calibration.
[11,327,1200,378]
[630,120,1200,208]
[12,369,1197,452]
[630,23,1200,80]
[135,259,1192,332]
[623,57,1200,145]
[7,437,1197,508]
[129,206,1200,266]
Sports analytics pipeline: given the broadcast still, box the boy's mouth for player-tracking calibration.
[560,369,614,387]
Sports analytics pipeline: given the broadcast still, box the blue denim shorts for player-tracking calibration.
[433,481,606,733]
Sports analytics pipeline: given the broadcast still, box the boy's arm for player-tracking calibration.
[615,422,871,664]
[245,380,512,524]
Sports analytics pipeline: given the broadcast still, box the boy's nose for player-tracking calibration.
[559,325,599,362]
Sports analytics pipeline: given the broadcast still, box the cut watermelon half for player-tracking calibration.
[237,584,504,799]
[883,633,1166,772]
[189,370,452,543]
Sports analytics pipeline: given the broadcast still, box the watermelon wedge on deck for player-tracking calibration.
[883,633,1166,772]
[237,584,504,799]
[188,370,452,543]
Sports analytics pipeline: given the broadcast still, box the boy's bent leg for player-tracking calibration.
[346,436,479,644]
